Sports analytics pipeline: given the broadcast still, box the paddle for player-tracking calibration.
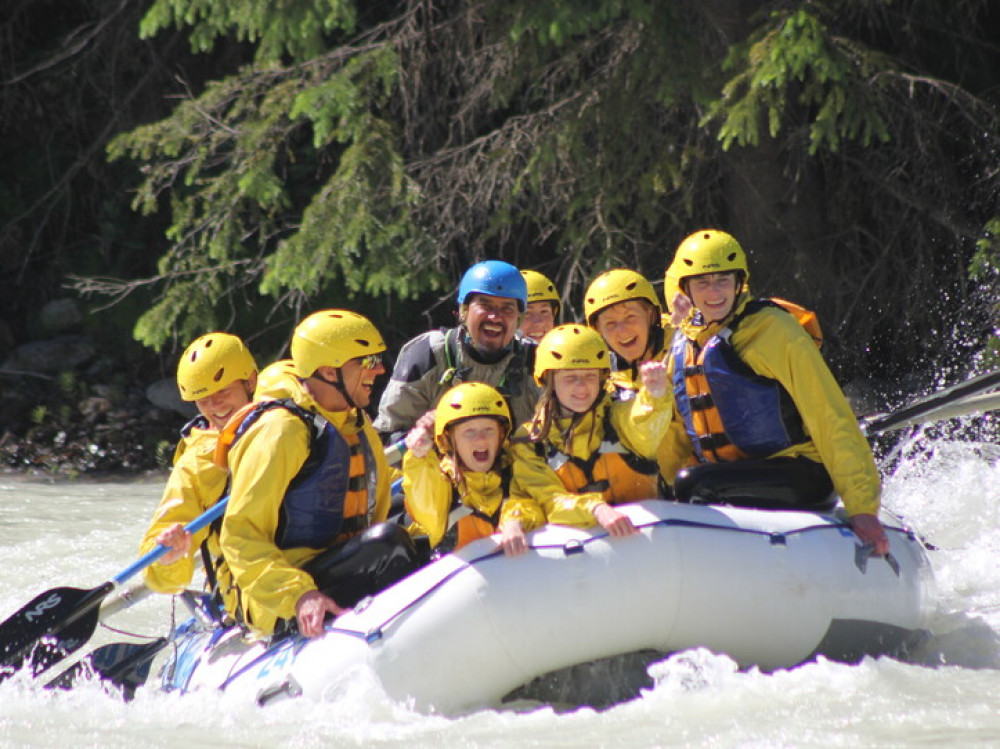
[45,636,169,699]
[0,497,227,682]
[859,368,1000,436]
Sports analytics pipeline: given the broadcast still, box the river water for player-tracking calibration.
[1,430,1000,748]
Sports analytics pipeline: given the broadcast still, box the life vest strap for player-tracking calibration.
[339,515,368,537]
[689,393,714,411]
[697,433,731,452]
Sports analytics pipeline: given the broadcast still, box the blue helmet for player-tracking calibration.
[457,260,528,311]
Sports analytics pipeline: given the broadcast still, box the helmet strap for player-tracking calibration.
[311,368,363,424]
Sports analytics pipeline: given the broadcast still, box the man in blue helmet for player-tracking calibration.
[374,260,542,449]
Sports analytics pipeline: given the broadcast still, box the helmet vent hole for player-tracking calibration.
[205,339,214,348]
[355,338,370,348]
[551,351,563,360]
[597,351,605,360]
[625,282,637,291]
[212,367,225,383]
[727,252,737,262]
[683,259,693,267]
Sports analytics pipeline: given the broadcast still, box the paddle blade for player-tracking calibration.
[46,637,168,701]
[0,584,108,680]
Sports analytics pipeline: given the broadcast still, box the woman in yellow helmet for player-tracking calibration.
[507,324,672,536]
[138,332,257,619]
[584,269,689,485]
[519,269,560,342]
[661,229,889,555]
[402,382,531,556]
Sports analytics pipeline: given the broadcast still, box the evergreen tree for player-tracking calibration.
[95,0,999,378]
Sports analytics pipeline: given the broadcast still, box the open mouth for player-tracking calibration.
[702,298,729,311]
[480,322,506,338]
[211,409,234,424]
[472,448,491,463]
[617,335,639,351]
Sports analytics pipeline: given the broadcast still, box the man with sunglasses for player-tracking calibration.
[217,310,419,640]
[375,260,542,457]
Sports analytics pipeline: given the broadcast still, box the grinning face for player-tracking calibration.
[552,368,603,414]
[310,355,386,412]
[521,301,556,342]
[594,300,657,363]
[463,294,521,354]
[195,377,255,431]
[686,272,737,323]
[451,417,504,473]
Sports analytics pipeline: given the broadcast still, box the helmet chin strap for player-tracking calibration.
[311,368,364,425]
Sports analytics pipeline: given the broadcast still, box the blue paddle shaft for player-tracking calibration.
[112,498,229,586]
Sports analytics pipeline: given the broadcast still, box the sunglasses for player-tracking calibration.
[358,353,383,370]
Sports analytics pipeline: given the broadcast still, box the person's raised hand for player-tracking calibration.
[405,410,437,458]
[639,360,669,399]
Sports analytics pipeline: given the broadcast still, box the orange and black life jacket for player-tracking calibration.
[671,299,816,463]
[217,399,376,550]
[534,414,664,503]
[436,468,512,553]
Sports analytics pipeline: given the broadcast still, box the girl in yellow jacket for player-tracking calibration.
[402,382,532,557]
[507,324,672,536]
[138,333,257,618]
[660,229,889,555]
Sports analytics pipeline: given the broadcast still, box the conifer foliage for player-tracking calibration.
[59,1,1000,371]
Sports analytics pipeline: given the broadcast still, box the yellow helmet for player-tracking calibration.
[583,269,661,327]
[533,324,610,385]
[520,269,561,317]
[433,382,511,453]
[255,359,298,399]
[666,229,749,303]
[291,310,386,377]
[176,332,257,402]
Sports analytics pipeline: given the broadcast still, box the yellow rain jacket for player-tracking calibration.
[661,295,881,517]
[403,449,526,550]
[606,328,676,486]
[508,388,672,529]
[139,423,233,609]
[218,376,393,637]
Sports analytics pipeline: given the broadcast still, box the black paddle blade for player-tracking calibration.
[0,584,110,681]
[46,637,168,701]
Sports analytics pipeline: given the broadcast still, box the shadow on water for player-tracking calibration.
[910,610,1000,670]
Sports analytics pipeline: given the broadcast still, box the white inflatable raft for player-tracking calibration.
[159,500,936,714]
